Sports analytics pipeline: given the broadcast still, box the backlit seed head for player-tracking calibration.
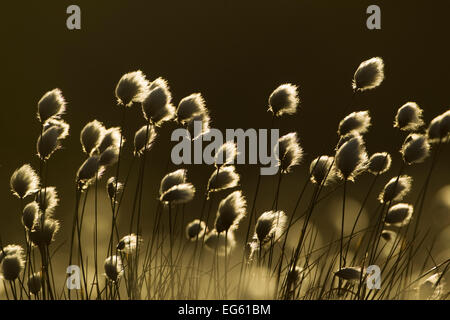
[427,110,450,143]
[310,156,336,185]
[336,131,359,151]
[142,77,175,125]
[28,216,60,247]
[22,201,39,229]
[159,169,187,196]
[117,234,143,254]
[104,255,124,282]
[378,175,413,203]
[204,229,236,256]
[335,267,363,281]
[37,119,70,160]
[335,135,368,181]
[134,124,157,156]
[394,102,424,131]
[268,83,299,117]
[99,146,119,167]
[10,164,40,199]
[207,166,240,194]
[275,132,303,173]
[254,210,287,246]
[35,186,59,214]
[37,88,66,123]
[76,156,104,185]
[186,219,207,241]
[338,111,371,136]
[176,93,207,123]
[107,177,123,202]
[1,252,25,281]
[385,203,413,227]
[115,70,150,107]
[80,120,106,155]
[368,152,392,175]
[214,142,238,168]
[187,114,210,141]
[352,57,384,92]
[400,134,430,165]
[27,273,42,295]
[98,127,123,153]
[214,190,247,233]
[160,183,196,204]
[0,245,24,264]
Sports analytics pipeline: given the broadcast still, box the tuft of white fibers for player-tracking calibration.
[214,190,247,233]
[176,93,207,123]
[117,234,143,254]
[159,169,187,195]
[35,186,59,214]
[22,201,39,229]
[207,165,240,194]
[76,156,105,186]
[142,77,175,125]
[0,246,25,281]
[400,133,430,165]
[107,177,123,203]
[134,124,157,156]
[394,102,424,131]
[378,175,413,203]
[37,88,66,123]
[186,219,207,241]
[10,164,40,199]
[335,266,363,281]
[336,131,359,151]
[310,156,336,185]
[338,111,371,136]
[37,119,70,160]
[275,132,303,173]
[80,120,106,155]
[115,70,150,107]
[427,110,450,143]
[335,135,368,181]
[381,230,397,241]
[254,210,287,247]
[28,215,60,247]
[187,113,211,141]
[268,83,299,117]
[385,203,413,227]
[418,273,445,300]
[27,273,42,295]
[368,152,392,175]
[99,146,119,167]
[0,244,24,263]
[160,183,195,204]
[214,141,238,168]
[104,255,124,282]
[352,57,385,92]
[204,229,236,256]
[98,127,124,153]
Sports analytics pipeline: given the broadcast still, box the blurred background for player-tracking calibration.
[0,0,449,289]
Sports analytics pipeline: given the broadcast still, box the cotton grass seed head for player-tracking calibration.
[104,255,124,282]
[115,70,149,107]
[187,113,211,141]
[0,245,24,263]
[80,120,106,155]
[310,156,336,186]
[134,124,157,156]
[117,234,143,254]
[27,273,42,295]
[400,133,430,165]
[107,177,123,202]
[207,166,240,194]
[160,183,195,204]
[214,142,238,168]
[186,219,207,241]
[76,156,103,185]
[142,77,175,125]
[10,164,40,199]
[22,201,39,229]
[1,249,25,281]
[378,175,413,203]
[368,152,392,175]
[254,210,287,246]
[99,146,119,167]
[204,229,236,256]
[352,57,385,92]
[176,93,207,123]
[385,203,413,227]
[268,83,299,117]
[37,120,70,160]
[98,127,123,153]
[28,216,60,247]
[338,111,371,136]
[35,186,59,214]
[427,110,450,143]
[335,135,368,181]
[37,88,66,123]
[159,169,187,195]
[275,132,303,173]
[214,190,247,233]
[394,102,424,131]
[335,266,363,281]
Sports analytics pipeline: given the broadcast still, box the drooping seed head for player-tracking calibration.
[335,267,363,281]
[268,83,299,117]
[134,124,157,156]
[352,57,385,92]
[37,89,66,123]
[27,273,42,295]
[35,186,59,214]
[378,175,413,203]
[106,177,123,202]
[368,152,392,175]
[176,93,207,123]
[186,219,207,241]
[427,110,450,143]
[22,201,39,229]
[28,215,60,247]
[254,210,287,246]
[335,135,368,181]
[116,234,143,254]
[76,156,104,185]
[98,127,123,153]
[104,255,124,282]
[204,229,236,256]
[115,70,150,107]
[80,120,106,155]
[37,119,70,160]
[309,156,336,185]
[159,183,196,204]
[385,203,413,227]
[400,133,430,165]
[338,111,371,136]
[394,102,424,131]
[275,132,303,173]
[207,166,240,194]
[0,248,25,281]
[159,169,187,196]
[99,146,119,167]
[142,77,175,125]
[214,142,238,168]
[214,190,247,233]
[10,164,40,199]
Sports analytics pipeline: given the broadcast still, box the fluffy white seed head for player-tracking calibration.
[186,219,207,241]
[142,77,175,125]
[176,93,207,123]
[214,190,247,233]
[104,255,124,282]
[338,111,371,136]
[254,210,287,246]
[207,166,240,194]
[76,156,104,185]
[427,110,450,143]
[335,135,368,181]
[214,142,238,168]
[368,152,392,175]
[37,119,70,160]
[0,245,24,264]
[394,102,424,131]
[115,70,149,107]
[335,267,363,281]
[10,164,40,199]
[400,134,430,165]
[37,89,66,123]
[352,57,385,92]
[80,120,106,155]
[107,177,123,203]
[22,201,39,229]
[275,132,303,173]
[385,203,413,227]
[28,216,60,247]
[378,175,413,203]
[117,234,143,254]
[0,246,25,281]
[99,146,119,167]
[159,169,187,196]
[98,127,123,153]
[204,229,236,256]
[134,124,157,156]
[310,156,336,185]
[160,183,196,204]
[35,187,59,214]
[27,273,42,295]
[268,83,299,117]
